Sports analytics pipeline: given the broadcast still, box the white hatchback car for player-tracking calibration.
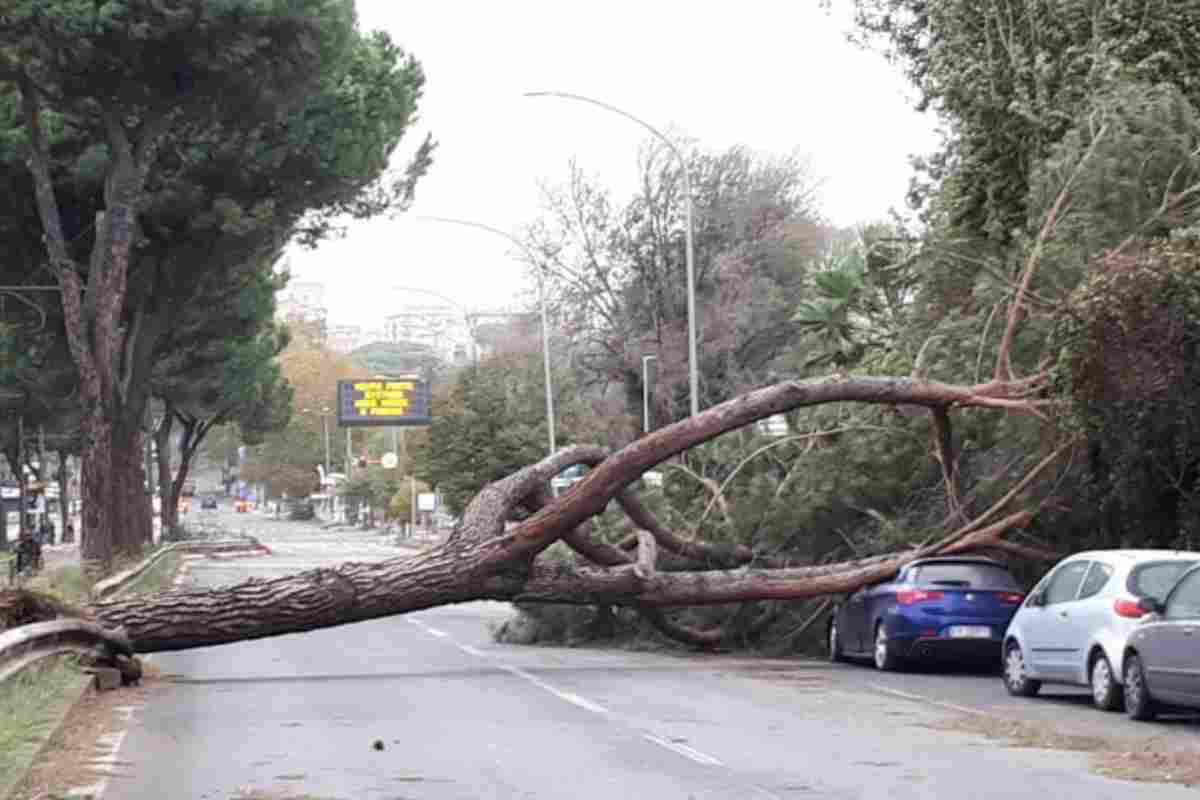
[1001,550,1200,709]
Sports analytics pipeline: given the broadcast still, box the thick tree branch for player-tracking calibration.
[616,490,753,567]
[18,75,96,390]
[930,407,966,524]
[994,123,1108,382]
[505,376,1050,566]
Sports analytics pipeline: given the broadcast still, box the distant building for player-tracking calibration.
[325,324,362,355]
[385,304,470,364]
[276,279,328,344]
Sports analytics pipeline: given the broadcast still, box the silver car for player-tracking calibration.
[1001,550,1200,710]
[1123,563,1200,720]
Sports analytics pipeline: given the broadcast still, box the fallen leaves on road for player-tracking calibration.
[929,712,1200,788]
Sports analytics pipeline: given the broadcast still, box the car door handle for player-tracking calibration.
[1184,627,1196,636]
[1058,611,1069,618]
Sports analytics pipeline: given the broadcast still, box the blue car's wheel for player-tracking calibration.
[873,623,902,671]
[829,619,846,663]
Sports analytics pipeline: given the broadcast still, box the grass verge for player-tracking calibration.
[16,545,181,608]
[115,549,182,598]
[0,658,90,800]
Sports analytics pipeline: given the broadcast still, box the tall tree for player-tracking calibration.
[525,145,826,423]
[154,315,293,536]
[846,0,1200,306]
[0,0,432,565]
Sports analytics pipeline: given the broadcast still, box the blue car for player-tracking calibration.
[829,557,1025,671]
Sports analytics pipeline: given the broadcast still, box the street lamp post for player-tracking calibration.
[417,216,557,456]
[642,355,658,435]
[322,415,331,476]
[524,90,700,419]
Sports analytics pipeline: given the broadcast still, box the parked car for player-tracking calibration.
[1122,563,1200,720]
[200,496,218,511]
[234,499,250,513]
[829,557,1025,671]
[1001,550,1200,710]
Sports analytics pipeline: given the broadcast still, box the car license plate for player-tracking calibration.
[948,625,992,639]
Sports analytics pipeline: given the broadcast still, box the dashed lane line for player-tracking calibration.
[406,617,726,768]
[642,733,725,767]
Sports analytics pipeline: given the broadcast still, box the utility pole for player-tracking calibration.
[322,416,331,475]
[524,91,700,418]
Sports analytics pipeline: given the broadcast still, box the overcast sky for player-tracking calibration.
[285,0,939,328]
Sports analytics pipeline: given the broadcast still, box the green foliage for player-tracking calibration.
[414,358,554,517]
[1054,240,1200,547]
[350,341,440,378]
[793,224,919,369]
[339,467,403,511]
[388,478,431,522]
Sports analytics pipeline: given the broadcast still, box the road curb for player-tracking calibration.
[92,538,266,600]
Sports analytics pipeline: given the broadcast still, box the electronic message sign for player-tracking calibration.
[337,378,432,427]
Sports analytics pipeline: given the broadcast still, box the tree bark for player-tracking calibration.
[78,409,114,569]
[112,420,151,554]
[154,415,177,537]
[56,451,70,543]
[18,79,167,569]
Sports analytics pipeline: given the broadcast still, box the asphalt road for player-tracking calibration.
[86,509,1198,799]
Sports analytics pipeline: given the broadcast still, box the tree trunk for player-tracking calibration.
[56,451,70,544]
[79,408,114,569]
[154,416,178,538]
[111,421,151,555]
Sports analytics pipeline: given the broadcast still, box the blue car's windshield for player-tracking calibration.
[909,563,1019,590]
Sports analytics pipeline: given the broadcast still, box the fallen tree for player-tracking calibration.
[76,370,1065,653]
[6,170,1095,656]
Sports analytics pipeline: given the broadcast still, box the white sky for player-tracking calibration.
[285,0,939,327]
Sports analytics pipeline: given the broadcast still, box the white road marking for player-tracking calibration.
[642,733,724,766]
[408,619,449,638]
[869,683,988,716]
[500,664,611,715]
[408,616,732,768]
[70,704,140,799]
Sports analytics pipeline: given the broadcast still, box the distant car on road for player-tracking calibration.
[1001,550,1200,710]
[200,496,218,511]
[829,557,1024,671]
[1121,562,1200,720]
